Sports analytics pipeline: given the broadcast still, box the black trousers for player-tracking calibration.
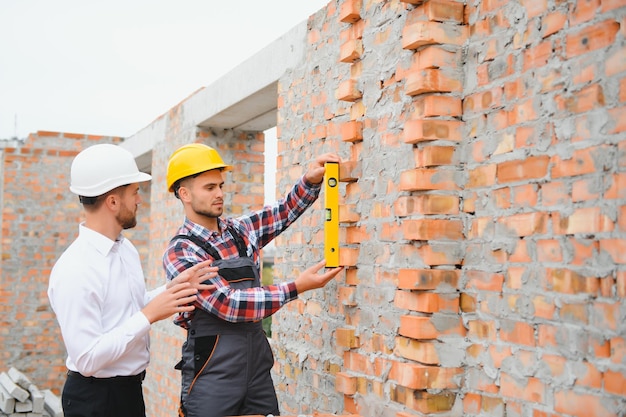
[62,370,146,417]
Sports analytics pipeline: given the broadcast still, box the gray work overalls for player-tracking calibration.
[173,226,280,417]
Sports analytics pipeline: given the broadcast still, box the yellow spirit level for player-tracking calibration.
[324,162,339,267]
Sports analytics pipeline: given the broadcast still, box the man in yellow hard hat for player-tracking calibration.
[163,142,344,417]
[48,143,215,417]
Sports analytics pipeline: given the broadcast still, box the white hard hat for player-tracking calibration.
[70,144,152,197]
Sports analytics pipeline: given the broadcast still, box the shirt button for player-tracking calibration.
[190,330,195,335]
[195,355,201,361]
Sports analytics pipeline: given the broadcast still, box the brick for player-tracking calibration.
[338,160,360,183]
[557,83,606,114]
[392,388,456,413]
[394,337,440,364]
[335,372,357,395]
[412,95,462,118]
[406,69,462,96]
[414,146,456,167]
[468,164,497,188]
[7,368,31,390]
[459,292,476,312]
[340,39,363,63]
[551,145,610,178]
[403,218,463,240]
[465,270,504,292]
[536,239,563,263]
[418,0,464,23]
[566,20,619,58]
[15,399,33,412]
[404,119,463,143]
[340,120,363,142]
[339,204,360,223]
[43,389,63,417]
[545,268,600,295]
[28,384,45,414]
[394,291,459,313]
[540,181,570,206]
[336,79,362,102]
[606,173,626,200]
[618,270,626,298]
[336,328,360,349]
[606,45,626,77]
[467,320,497,341]
[497,212,548,237]
[552,207,614,235]
[501,373,546,404]
[555,389,618,417]
[394,195,459,216]
[344,226,365,245]
[338,286,357,306]
[402,21,468,50]
[541,11,567,38]
[0,372,29,402]
[600,239,626,264]
[523,40,553,73]
[500,320,535,347]
[413,46,460,72]
[496,155,550,183]
[397,268,460,290]
[339,0,361,23]
[464,87,504,113]
[559,302,588,325]
[339,247,359,267]
[399,315,466,339]
[572,177,602,202]
[399,168,460,191]
[0,384,15,414]
[389,361,462,389]
[604,369,626,396]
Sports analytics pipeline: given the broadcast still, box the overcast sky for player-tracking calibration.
[0,0,329,140]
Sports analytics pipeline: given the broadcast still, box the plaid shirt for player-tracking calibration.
[163,175,321,328]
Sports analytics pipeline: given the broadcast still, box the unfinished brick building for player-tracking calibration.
[1,1,625,416]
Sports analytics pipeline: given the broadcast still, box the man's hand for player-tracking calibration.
[304,153,341,184]
[167,259,217,292]
[294,260,344,294]
[142,282,199,324]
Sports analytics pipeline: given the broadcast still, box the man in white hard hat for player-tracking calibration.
[48,143,216,417]
[162,143,344,417]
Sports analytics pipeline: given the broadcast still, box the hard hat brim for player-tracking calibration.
[70,172,152,197]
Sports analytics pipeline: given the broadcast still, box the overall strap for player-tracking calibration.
[171,225,248,261]
[226,225,248,258]
[171,233,221,261]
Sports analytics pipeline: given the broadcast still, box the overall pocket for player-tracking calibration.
[193,335,218,377]
[218,264,257,290]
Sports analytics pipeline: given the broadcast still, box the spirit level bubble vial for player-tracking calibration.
[324,162,339,268]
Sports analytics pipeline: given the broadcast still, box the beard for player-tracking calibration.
[117,204,138,230]
[190,199,223,219]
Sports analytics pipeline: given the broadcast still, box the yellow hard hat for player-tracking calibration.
[166,143,232,192]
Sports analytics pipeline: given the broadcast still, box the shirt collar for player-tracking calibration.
[78,223,124,256]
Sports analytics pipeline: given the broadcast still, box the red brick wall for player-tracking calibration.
[271,1,626,416]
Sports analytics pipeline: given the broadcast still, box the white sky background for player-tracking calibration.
[0,0,330,203]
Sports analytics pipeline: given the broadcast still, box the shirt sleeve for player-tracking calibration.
[145,284,165,304]
[163,236,299,325]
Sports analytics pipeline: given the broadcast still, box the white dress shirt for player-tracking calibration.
[48,223,165,378]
